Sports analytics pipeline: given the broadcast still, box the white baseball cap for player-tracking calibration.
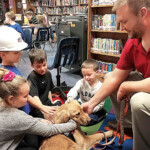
[0,26,28,51]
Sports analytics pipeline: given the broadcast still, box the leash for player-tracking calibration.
[92,96,130,149]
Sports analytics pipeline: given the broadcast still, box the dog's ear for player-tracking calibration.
[54,109,70,124]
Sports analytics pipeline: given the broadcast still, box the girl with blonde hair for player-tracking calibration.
[0,68,76,149]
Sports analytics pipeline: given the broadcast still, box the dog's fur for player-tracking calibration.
[40,100,113,150]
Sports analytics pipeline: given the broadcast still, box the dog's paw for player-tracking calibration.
[105,130,113,138]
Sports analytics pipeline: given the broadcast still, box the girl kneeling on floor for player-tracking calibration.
[0,68,77,150]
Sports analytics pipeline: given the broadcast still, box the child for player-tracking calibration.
[27,49,62,118]
[67,59,106,126]
[0,26,56,116]
[34,15,48,35]
[26,11,38,27]
[32,15,49,45]
[43,12,54,42]
[0,68,77,150]
[5,11,25,40]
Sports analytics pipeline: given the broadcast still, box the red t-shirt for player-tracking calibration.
[117,39,150,78]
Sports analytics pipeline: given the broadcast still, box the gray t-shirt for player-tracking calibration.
[0,105,76,150]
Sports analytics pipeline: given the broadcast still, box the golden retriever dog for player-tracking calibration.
[40,100,113,150]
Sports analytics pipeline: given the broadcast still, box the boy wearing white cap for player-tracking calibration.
[0,26,58,116]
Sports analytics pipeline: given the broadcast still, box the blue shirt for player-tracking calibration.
[7,24,25,41]
[0,65,31,114]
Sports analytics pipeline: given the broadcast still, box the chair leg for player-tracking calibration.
[56,67,61,86]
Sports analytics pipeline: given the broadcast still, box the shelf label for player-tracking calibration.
[68,22,76,27]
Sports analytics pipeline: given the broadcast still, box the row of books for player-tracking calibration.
[62,0,78,6]
[92,38,122,55]
[34,0,79,7]
[35,6,87,14]
[48,16,59,22]
[92,14,117,31]
[98,61,117,73]
[80,0,88,4]
[92,0,117,5]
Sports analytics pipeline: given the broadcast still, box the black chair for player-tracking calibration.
[48,37,80,86]
[48,37,80,101]
[33,27,52,50]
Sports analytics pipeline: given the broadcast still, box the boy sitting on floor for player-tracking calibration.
[27,48,62,118]
[67,59,106,126]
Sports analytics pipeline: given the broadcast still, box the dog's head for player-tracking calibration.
[54,100,91,126]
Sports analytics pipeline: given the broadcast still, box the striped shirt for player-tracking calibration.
[29,16,38,24]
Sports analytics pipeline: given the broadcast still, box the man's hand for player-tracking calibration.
[117,81,130,102]
[82,102,94,115]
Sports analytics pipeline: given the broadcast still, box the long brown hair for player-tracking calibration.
[37,15,48,27]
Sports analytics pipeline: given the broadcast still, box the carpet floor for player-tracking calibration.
[81,97,133,150]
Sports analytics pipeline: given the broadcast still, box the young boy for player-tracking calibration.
[5,11,25,40]
[0,26,55,116]
[25,11,38,27]
[67,59,106,126]
[27,49,62,118]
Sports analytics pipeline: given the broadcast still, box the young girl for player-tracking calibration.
[0,68,77,150]
[34,15,48,35]
[34,15,54,42]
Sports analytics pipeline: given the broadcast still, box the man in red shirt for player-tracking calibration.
[82,0,150,150]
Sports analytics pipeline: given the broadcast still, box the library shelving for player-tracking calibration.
[87,0,128,81]
[0,0,6,23]
[32,0,88,23]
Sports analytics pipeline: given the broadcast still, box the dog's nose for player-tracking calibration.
[87,118,91,123]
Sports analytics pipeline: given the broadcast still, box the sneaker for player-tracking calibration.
[52,40,54,43]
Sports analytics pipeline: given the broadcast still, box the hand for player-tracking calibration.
[41,105,59,115]
[82,102,94,115]
[66,97,74,103]
[117,82,130,102]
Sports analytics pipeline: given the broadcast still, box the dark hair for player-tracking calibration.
[28,8,34,13]
[29,48,47,64]
[81,59,98,71]
[26,11,33,16]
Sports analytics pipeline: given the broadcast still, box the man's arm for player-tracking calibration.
[117,77,150,101]
[82,68,131,114]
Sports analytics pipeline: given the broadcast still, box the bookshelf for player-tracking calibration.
[87,0,128,81]
[32,0,88,23]
[0,0,5,24]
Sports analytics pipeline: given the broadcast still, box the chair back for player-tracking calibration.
[23,28,32,50]
[49,37,79,69]
[36,27,49,42]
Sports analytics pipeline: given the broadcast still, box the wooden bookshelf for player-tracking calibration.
[31,0,88,23]
[0,0,6,23]
[87,0,128,81]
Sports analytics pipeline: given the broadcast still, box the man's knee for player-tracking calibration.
[130,92,148,113]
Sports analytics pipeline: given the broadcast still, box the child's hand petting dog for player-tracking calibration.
[41,106,59,123]
[41,105,59,114]
[66,96,74,103]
